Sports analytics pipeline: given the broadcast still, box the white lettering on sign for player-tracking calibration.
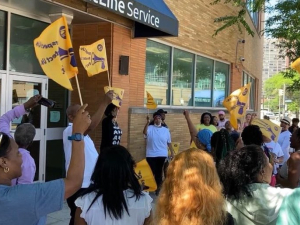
[87,0,160,28]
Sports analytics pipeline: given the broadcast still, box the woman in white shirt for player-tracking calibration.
[75,146,152,225]
[143,112,175,195]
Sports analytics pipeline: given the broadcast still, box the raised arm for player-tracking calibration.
[84,91,114,136]
[64,104,91,199]
[183,110,198,144]
[143,115,150,136]
[0,95,41,136]
[277,154,300,189]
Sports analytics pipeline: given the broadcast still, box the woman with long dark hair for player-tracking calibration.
[211,129,235,165]
[100,103,122,150]
[75,146,152,225]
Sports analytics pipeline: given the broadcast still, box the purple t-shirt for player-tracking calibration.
[0,105,36,185]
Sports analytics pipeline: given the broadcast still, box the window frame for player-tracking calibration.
[242,71,256,110]
[145,39,231,108]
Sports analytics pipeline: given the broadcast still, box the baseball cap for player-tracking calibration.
[218,111,225,115]
[153,112,162,119]
[281,117,291,126]
[157,109,167,114]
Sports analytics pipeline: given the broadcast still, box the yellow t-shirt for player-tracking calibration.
[195,124,217,133]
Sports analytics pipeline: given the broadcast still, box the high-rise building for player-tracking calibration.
[262,38,289,95]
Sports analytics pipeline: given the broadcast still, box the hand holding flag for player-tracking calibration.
[146,91,157,109]
[79,39,108,77]
[104,86,124,107]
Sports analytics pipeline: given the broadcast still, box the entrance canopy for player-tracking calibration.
[84,0,179,37]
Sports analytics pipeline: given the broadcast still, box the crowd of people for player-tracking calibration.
[2,93,300,225]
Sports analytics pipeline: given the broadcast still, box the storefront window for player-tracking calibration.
[11,81,42,129]
[145,40,171,105]
[243,72,256,110]
[0,11,6,70]
[214,62,229,107]
[10,14,48,74]
[172,49,193,106]
[144,40,230,108]
[194,56,213,107]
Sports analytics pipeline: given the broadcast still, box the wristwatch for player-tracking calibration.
[68,133,84,141]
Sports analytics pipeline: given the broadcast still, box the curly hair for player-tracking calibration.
[211,129,235,165]
[218,145,267,200]
[200,112,212,124]
[154,148,226,225]
[241,125,263,146]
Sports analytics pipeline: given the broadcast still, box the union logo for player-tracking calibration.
[242,88,248,96]
[59,26,66,39]
[97,44,103,51]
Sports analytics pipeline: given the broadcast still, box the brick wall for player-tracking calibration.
[161,0,263,94]
[128,109,227,161]
[71,22,113,149]
[71,22,146,152]
[64,0,263,160]
[110,25,146,148]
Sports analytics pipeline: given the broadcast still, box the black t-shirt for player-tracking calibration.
[100,116,122,150]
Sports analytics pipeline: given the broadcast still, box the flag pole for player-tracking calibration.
[107,70,111,88]
[75,74,83,106]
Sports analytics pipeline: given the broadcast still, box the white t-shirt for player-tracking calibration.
[264,140,284,174]
[278,130,292,164]
[63,123,98,188]
[218,119,228,129]
[75,190,152,225]
[146,125,171,157]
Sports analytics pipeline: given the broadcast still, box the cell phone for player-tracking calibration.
[38,97,56,108]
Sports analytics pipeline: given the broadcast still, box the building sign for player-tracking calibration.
[84,0,178,37]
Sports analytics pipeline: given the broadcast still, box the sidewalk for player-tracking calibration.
[46,193,157,225]
[46,202,70,225]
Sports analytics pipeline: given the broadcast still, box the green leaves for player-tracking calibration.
[212,0,268,36]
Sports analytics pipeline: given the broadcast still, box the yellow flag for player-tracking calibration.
[146,91,157,109]
[104,86,124,107]
[134,159,157,192]
[190,141,197,149]
[34,16,78,90]
[79,39,108,77]
[223,83,251,130]
[251,118,281,142]
[168,142,180,156]
[291,58,300,74]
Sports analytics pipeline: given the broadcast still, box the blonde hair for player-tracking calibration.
[153,149,226,225]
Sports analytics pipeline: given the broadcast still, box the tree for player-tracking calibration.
[211,0,267,36]
[264,72,300,116]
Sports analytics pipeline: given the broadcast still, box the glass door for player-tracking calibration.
[8,75,47,182]
[0,73,6,116]
[45,79,69,181]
